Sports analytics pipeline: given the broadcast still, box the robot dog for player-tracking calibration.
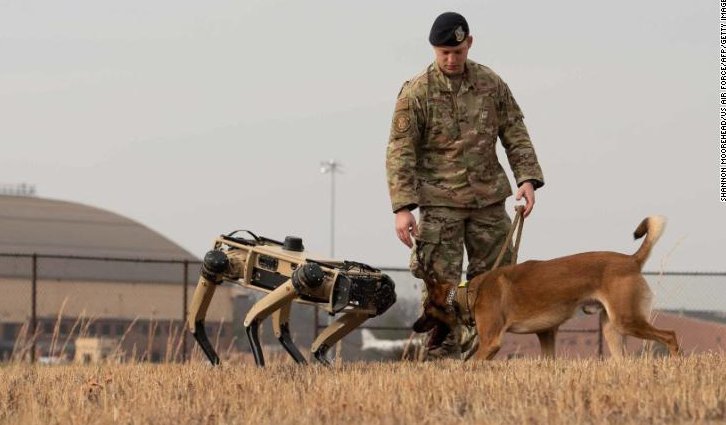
[187,231,396,367]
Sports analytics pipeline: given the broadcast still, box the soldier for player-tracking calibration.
[386,12,545,359]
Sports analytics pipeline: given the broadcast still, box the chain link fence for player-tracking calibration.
[1,253,724,363]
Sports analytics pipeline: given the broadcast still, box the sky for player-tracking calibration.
[0,0,721,275]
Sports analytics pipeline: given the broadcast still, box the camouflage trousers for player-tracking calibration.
[410,201,513,360]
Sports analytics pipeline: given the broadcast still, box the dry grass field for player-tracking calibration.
[1,354,724,425]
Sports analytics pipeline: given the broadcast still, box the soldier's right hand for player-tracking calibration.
[394,210,418,248]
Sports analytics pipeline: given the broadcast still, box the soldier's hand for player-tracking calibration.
[515,181,535,217]
[394,210,418,248]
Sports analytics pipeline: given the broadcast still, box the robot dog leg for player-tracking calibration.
[311,312,368,365]
[271,301,307,364]
[186,250,229,365]
[187,231,396,367]
[242,280,298,366]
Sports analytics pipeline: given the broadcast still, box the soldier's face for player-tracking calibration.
[433,36,473,76]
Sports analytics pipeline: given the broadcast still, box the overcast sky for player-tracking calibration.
[1,0,720,275]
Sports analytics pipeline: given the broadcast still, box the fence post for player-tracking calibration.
[30,253,37,364]
[182,260,189,363]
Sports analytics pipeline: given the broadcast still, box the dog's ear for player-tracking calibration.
[412,312,438,333]
[424,275,456,309]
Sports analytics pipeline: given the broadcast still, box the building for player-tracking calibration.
[0,194,242,362]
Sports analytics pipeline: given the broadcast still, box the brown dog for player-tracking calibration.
[413,216,680,360]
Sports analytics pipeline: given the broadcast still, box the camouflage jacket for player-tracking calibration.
[386,60,544,213]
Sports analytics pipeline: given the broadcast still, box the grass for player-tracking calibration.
[8,308,231,364]
[0,354,724,424]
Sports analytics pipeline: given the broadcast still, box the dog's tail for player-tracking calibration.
[632,215,667,269]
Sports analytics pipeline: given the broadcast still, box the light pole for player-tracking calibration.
[319,159,341,258]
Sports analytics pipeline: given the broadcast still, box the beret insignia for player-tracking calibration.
[455,26,465,42]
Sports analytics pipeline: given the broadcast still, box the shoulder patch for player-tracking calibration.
[393,112,411,133]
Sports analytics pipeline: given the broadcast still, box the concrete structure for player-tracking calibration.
[74,337,118,363]
[0,194,246,362]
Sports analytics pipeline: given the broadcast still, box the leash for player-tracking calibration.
[456,205,526,325]
[492,205,526,270]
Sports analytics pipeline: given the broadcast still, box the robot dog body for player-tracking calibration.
[187,231,396,366]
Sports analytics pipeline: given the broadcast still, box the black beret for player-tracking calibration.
[429,12,469,47]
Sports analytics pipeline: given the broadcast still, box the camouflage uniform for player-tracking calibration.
[386,60,544,359]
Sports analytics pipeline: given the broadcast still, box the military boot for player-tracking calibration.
[424,323,462,360]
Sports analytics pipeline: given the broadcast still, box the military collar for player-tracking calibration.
[430,60,476,94]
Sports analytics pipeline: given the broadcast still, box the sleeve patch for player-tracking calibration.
[393,112,411,133]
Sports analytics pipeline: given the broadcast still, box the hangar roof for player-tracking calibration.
[0,195,199,282]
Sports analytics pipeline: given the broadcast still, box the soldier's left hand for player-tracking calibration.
[515,181,535,217]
